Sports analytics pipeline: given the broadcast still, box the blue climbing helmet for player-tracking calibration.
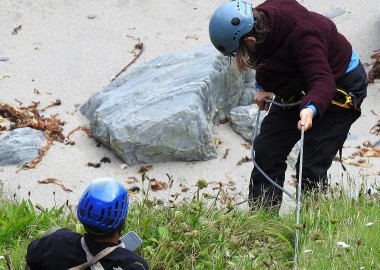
[209,0,255,56]
[77,178,129,232]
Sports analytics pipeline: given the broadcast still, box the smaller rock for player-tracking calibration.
[0,56,9,61]
[323,8,345,19]
[87,14,96,19]
[229,105,264,142]
[373,139,380,149]
[347,133,358,140]
[0,127,46,166]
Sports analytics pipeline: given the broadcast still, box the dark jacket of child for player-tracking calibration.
[26,228,148,270]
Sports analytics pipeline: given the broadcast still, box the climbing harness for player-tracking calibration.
[331,88,357,171]
[252,87,355,198]
[251,98,304,270]
[331,88,355,109]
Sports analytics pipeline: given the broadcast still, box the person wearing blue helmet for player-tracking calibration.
[25,178,148,270]
[209,0,367,211]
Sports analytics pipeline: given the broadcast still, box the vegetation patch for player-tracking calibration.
[0,183,379,269]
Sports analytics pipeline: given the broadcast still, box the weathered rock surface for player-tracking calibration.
[229,105,300,170]
[229,105,265,143]
[81,47,256,165]
[0,127,46,166]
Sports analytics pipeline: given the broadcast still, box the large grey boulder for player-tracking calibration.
[0,127,46,166]
[81,47,252,165]
[239,72,257,106]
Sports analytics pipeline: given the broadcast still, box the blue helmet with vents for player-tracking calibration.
[77,178,129,232]
[209,0,255,56]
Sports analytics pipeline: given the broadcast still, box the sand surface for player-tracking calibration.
[1,0,379,212]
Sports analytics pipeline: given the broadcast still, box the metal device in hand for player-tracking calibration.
[121,231,142,251]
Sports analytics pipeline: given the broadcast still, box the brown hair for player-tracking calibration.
[234,9,268,72]
[84,220,126,240]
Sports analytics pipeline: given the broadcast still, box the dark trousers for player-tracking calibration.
[249,63,368,210]
[249,103,355,209]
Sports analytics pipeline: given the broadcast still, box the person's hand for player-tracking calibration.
[298,108,313,131]
[254,90,274,111]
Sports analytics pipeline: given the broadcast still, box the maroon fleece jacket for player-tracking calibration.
[255,0,352,117]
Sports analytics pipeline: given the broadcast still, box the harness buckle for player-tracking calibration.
[279,92,304,109]
[331,88,355,109]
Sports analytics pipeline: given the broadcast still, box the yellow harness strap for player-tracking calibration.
[331,88,354,109]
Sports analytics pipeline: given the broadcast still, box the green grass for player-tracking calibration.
[1,181,379,270]
[292,190,380,269]
[129,201,294,269]
[0,195,76,268]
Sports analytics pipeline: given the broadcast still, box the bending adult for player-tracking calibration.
[209,0,367,210]
[26,178,149,270]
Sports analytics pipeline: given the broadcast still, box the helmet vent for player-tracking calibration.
[87,205,93,218]
[83,192,90,208]
[104,206,114,226]
[231,17,240,26]
[114,201,119,216]
[121,196,126,209]
[98,208,105,221]
[233,30,240,40]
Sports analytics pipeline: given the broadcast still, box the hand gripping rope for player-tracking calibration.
[251,99,304,270]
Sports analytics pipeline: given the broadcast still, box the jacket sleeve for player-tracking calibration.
[290,26,336,118]
[25,238,44,269]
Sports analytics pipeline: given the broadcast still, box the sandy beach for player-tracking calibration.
[1,0,379,211]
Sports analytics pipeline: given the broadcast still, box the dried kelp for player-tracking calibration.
[370,120,380,135]
[0,101,65,142]
[65,126,92,145]
[100,156,111,163]
[237,156,252,165]
[138,165,153,174]
[1,101,93,169]
[150,179,169,191]
[21,140,54,170]
[12,25,22,35]
[37,178,73,192]
[128,186,141,194]
[126,176,138,184]
[221,149,230,160]
[368,50,380,83]
[87,162,101,168]
[112,35,144,81]
[352,147,380,158]
[340,157,373,168]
